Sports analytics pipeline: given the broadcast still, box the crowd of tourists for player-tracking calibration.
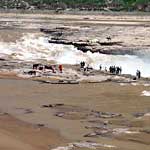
[80,61,141,79]
[109,66,122,75]
[27,64,63,75]
[28,61,141,79]
[99,64,122,75]
[33,64,63,73]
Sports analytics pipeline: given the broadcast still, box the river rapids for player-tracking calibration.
[0,33,150,77]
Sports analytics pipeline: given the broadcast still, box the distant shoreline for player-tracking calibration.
[0,9,150,16]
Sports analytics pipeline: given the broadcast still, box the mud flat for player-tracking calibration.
[0,77,150,150]
[0,112,67,150]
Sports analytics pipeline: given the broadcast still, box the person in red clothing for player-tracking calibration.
[59,64,63,73]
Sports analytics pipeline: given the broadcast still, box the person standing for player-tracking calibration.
[119,66,122,74]
[59,64,63,73]
[99,64,102,71]
[138,70,141,79]
[136,70,141,79]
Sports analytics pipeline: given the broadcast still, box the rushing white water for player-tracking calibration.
[141,91,150,96]
[0,33,150,77]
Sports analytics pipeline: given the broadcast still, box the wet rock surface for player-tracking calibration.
[0,13,150,56]
[41,22,150,55]
[43,27,135,55]
[41,103,122,120]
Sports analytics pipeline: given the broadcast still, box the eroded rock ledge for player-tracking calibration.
[40,27,144,55]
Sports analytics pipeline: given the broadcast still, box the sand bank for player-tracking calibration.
[0,77,150,150]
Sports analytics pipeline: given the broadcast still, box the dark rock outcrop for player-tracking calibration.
[40,27,142,55]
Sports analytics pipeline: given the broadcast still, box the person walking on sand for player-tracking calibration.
[59,64,63,73]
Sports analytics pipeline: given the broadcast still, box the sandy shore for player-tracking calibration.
[0,113,67,150]
[0,76,150,150]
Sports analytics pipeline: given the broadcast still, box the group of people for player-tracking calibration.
[80,61,143,80]
[99,65,122,75]
[80,61,93,71]
[109,66,122,75]
[32,64,63,74]
[80,62,122,75]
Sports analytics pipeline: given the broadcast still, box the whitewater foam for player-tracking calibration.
[141,90,150,96]
[0,33,150,77]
